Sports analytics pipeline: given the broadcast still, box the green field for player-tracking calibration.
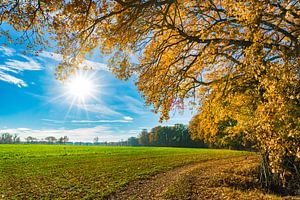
[0,145,250,199]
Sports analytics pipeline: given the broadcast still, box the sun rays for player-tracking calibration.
[62,71,100,118]
[65,73,96,102]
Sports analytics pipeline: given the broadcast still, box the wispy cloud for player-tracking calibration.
[38,51,63,62]
[81,59,108,71]
[0,66,18,73]
[0,47,107,88]
[71,116,133,123]
[0,47,43,87]
[0,46,15,56]
[1,125,137,142]
[0,71,27,87]
[16,128,31,131]
[119,95,150,115]
[41,119,65,124]
[123,116,133,121]
[76,103,122,116]
[4,55,42,71]
[71,120,131,123]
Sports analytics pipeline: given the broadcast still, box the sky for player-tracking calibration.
[0,33,196,142]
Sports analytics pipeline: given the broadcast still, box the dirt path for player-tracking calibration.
[108,155,291,200]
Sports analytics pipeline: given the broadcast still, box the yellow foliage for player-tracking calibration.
[1,0,299,189]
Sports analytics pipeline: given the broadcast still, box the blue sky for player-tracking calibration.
[0,32,195,142]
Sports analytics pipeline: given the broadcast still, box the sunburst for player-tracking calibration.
[63,71,99,115]
[65,73,96,102]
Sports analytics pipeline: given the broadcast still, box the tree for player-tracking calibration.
[150,126,164,146]
[58,136,68,144]
[12,134,20,143]
[2,0,299,193]
[127,137,139,146]
[1,133,12,143]
[189,118,252,149]
[93,136,99,144]
[63,136,69,143]
[58,137,64,144]
[25,136,37,143]
[0,133,22,144]
[138,129,149,146]
[45,136,57,144]
[59,136,69,144]
[139,124,206,147]
[0,133,19,143]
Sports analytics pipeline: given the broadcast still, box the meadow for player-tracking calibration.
[0,145,250,199]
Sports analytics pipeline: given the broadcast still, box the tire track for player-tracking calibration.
[108,155,262,200]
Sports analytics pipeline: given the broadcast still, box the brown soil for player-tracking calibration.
[108,155,299,200]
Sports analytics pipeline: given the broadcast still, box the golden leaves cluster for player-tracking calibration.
[1,0,299,186]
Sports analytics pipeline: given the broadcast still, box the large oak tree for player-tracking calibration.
[1,0,299,193]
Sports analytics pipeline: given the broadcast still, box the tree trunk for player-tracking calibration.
[260,152,300,195]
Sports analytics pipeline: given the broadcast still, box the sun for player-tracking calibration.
[67,76,93,99]
[65,72,97,103]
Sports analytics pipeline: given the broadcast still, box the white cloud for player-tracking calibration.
[41,119,65,124]
[41,116,133,125]
[0,47,43,87]
[76,103,122,116]
[127,129,140,135]
[81,59,108,71]
[0,46,15,56]
[0,66,18,73]
[138,126,152,130]
[0,126,137,142]
[38,51,63,62]
[0,48,107,88]
[119,95,150,115]
[16,128,31,131]
[123,116,133,121]
[0,71,27,87]
[71,117,133,123]
[5,55,42,71]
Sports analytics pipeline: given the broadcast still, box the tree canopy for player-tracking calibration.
[0,133,20,143]
[1,0,299,193]
[137,124,208,147]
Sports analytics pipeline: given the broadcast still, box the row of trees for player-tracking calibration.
[128,124,252,150]
[136,124,206,147]
[0,133,69,144]
[0,133,20,144]
[25,136,69,144]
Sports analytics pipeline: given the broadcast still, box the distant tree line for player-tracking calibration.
[0,133,69,144]
[24,136,69,144]
[0,133,20,144]
[1,124,253,150]
[135,124,205,147]
[125,124,253,150]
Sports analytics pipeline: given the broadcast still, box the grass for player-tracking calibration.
[0,144,251,199]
